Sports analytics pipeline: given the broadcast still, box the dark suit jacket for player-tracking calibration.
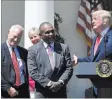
[27,41,73,96]
[78,28,112,62]
[1,42,29,96]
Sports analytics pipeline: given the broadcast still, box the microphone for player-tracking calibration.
[104,35,109,58]
[104,35,108,43]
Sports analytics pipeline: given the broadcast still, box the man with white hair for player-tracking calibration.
[73,10,112,98]
[1,25,30,98]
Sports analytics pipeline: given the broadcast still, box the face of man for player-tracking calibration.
[92,14,103,33]
[41,24,55,44]
[30,34,41,44]
[7,28,23,47]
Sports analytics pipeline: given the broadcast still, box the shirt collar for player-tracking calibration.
[41,39,54,50]
[6,40,12,49]
[6,40,17,51]
[100,27,109,37]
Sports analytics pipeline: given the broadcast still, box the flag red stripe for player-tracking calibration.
[76,0,103,49]
[78,11,92,31]
[76,23,92,46]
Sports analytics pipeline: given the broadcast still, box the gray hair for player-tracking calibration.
[92,10,112,26]
[9,24,24,33]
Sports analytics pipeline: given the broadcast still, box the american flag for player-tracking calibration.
[76,0,104,48]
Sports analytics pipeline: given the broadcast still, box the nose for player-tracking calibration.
[49,32,53,36]
[14,38,18,41]
[92,19,95,23]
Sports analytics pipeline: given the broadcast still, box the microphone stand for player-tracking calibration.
[104,35,108,59]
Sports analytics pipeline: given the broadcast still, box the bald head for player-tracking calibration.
[39,22,55,44]
[39,22,53,35]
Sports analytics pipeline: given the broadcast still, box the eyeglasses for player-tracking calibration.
[44,29,54,34]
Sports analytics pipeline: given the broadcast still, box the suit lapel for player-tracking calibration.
[3,43,14,67]
[17,46,24,60]
[91,37,96,61]
[38,41,53,72]
[96,37,104,54]
[54,42,62,69]
[93,35,105,61]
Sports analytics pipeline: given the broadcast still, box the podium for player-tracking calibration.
[74,62,112,98]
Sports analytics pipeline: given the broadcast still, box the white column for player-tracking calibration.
[24,1,54,49]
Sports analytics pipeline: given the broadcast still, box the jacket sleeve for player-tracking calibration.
[1,49,11,91]
[1,74,11,91]
[78,38,95,62]
[59,45,73,85]
[78,54,92,62]
[27,47,50,88]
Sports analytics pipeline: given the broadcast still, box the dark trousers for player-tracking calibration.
[85,87,112,98]
[85,87,97,98]
[97,88,112,98]
[35,87,67,98]
[1,83,30,98]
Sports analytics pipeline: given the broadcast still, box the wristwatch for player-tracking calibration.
[59,80,64,86]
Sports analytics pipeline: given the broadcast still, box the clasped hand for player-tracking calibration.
[7,87,18,97]
[72,54,78,66]
[49,81,62,92]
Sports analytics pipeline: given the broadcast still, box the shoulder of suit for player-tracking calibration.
[108,28,112,34]
[55,42,68,48]
[1,43,4,48]
[28,41,42,50]
[1,42,6,46]
[17,46,28,53]
[1,42,7,50]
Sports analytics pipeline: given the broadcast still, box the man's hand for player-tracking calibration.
[49,81,62,92]
[7,87,18,97]
[72,54,78,66]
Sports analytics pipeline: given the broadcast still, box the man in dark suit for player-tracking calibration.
[1,25,30,98]
[73,10,112,98]
[27,22,73,98]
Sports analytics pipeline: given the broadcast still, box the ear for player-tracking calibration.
[103,18,107,25]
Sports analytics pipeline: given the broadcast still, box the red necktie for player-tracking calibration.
[12,48,21,86]
[94,35,101,55]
